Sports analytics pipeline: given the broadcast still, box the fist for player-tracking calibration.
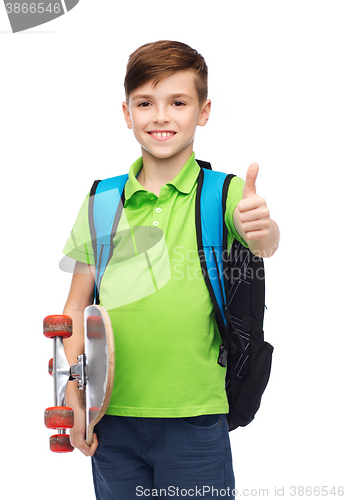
[237,163,270,241]
[69,408,98,457]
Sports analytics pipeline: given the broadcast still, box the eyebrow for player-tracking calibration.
[131,93,194,101]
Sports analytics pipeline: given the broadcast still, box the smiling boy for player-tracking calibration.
[62,41,279,500]
[123,70,210,196]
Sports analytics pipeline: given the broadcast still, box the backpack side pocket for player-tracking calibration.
[229,341,273,429]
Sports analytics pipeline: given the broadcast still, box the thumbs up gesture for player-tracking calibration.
[236,162,270,242]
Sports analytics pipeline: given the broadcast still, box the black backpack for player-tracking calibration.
[221,238,273,430]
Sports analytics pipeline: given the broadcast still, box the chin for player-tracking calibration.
[143,147,179,160]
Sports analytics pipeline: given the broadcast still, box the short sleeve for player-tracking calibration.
[62,193,95,266]
[225,175,248,248]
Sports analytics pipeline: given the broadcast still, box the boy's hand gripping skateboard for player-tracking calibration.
[43,305,115,453]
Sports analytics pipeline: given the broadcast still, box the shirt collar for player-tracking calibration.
[125,157,145,203]
[125,152,200,204]
[167,152,200,194]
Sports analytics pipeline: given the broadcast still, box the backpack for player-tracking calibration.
[88,160,274,431]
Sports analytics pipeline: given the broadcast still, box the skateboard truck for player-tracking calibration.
[71,355,87,390]
[44,306,115,453]
[51,327,88,402]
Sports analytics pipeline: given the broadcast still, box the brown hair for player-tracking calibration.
[124,40,208,105]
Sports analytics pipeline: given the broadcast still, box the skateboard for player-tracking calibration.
[43,305,115,453]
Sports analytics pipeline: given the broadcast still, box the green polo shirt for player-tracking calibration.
[63,152,246,417]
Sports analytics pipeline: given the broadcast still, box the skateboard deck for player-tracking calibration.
[84,305,115,445]
[44,305,115,452]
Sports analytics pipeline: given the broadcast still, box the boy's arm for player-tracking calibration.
[233,163,280,258]
[62,261,97,456]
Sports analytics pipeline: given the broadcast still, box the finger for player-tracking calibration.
[237,203,270,223]
[79,433,98,457]
[78,440,93,456]
[242,162,259,199]
[88,433,99,457]
[71,431,93,456]
[242,218,270,234]
[244,228,270,241]
[237,194,264,213]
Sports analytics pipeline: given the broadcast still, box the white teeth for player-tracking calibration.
[151,132,174,137]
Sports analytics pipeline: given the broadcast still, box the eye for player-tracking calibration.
[172,101,186,107]
[138,102,151,107]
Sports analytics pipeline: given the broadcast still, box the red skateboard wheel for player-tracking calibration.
[86,315,104,339]
[43,315,72,339]
[44,406,74,429]
[50,434,74,453]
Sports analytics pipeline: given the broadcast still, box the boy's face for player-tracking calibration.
[122,70,210,163]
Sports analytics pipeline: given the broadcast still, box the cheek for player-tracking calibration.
[182,110,199,129]
[130,108,146,126]
[131,116,146,136]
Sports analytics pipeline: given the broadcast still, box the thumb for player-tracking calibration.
[242,162,259,199]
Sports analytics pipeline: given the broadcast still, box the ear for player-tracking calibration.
[197,99,211,127]
[122,101,133,129]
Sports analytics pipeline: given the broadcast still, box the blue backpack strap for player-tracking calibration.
[88,174,128,304]
[195,167,235,341]
[90,165,233,320]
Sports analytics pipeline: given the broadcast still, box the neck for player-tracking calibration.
[137,145,193,196]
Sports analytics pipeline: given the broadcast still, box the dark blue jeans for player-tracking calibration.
[92,414,235,499]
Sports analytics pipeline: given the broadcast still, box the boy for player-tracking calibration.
[62,40,279,499]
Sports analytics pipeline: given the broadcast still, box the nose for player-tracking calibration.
[153,105,171,125]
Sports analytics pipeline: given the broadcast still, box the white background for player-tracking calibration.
[1,1,345,498]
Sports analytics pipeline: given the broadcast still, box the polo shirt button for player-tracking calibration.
[155,207,162,214]
[153,221,159,227]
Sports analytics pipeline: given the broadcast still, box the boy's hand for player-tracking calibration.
[236,162,270,241]
[69,408,98,457]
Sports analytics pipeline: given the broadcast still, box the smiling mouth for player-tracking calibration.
[147,131,176,139]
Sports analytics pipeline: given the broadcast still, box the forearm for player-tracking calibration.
[62,262,95,410]
[61,261,98,456]
[63,303,86,411]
